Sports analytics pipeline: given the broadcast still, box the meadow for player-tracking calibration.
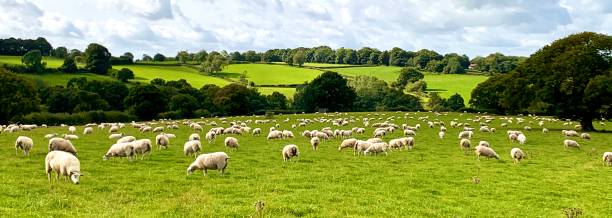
[1,112,611,217]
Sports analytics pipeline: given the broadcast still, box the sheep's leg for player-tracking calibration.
[47,172,51,182]
[203,169,207,176]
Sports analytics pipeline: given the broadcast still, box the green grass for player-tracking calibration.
[18,72,117,87]
[423,74,489,100]
[331,66,404,82]
[257,87,296,98]
[0,55,66,68]
[115,65,230,88]
[302,63,356,67]
[1,112,610,216]
[223,64,321,85]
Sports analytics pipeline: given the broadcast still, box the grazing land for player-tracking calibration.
[1,112,611,217]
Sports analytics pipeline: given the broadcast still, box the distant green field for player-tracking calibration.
[303,63,356,67]
[424,74,488,100]
[331,66,403,82]
[115,65,230,88]
[0,55,66,68]
[223,64,321,85]
[18,72,116,87]
[257,87,296,98]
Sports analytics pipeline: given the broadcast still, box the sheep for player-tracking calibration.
[364,142,389,156]
[267,130,283,140]
[510,148,525,164]
[517,134,527,144]
[15,136,33,156]
[542,128,549,134]
[401,137,415,150]
[403,129,416,136]
[478,141,491,147]
[563,130,579,137]
[117,136,136,144]
[131,139,152,160]
[83,127,93,135]
[108,125,119,133]
[438,131,445,139]
[563,139,580,149]
[103,142,135,161]
[508,133,518,142]
[458,131,473,139]
[63,134,79,140]
[155,134,170,150]
[314,131,329,140]
[580,133,591,140]
[189,133,200,141]
[367,138,383,144]
[184,140,202,157]
[187,152,230,176]
[252,128,261,136]
[310,137,320,151]
[45,151,81,184]
[475,145,500,160]
[282,130,295,139]
[373,130,386,138]
[224,137,240,149]
[338,138,358,151]
[108,133,124,139]
[389,139,403,150]
[440,126,447,132]
[68,126,76,134]
[459,139,471,153]
[153,127,164,132]
[603,152,612,166]
[44,133,57,139]
[48,138,77,155]
[282,144,299,161]
[205,131,216,143]
[163,133,176,139]
[354,140,372,155]
[192,123,203,132]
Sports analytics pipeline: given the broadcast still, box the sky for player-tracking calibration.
[0,0,611,59]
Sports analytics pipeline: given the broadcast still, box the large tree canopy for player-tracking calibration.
[0,70,40,123]
[293,71,356,112]
[84,43,112,74]
[471,32,612,131]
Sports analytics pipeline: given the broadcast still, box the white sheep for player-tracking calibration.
[184,140,202,157]
[44,133,57,139]
[108,133,124,139]
[131,139,152,160]
[163,133,176,138]
[267,130,283,140]
[367,138,383,144]
[48,138,77,155]
[224,137,239,149]
[15,136,33,156]
[310,137,320,150]
[403,129,416,136]
[459,139,471,153]
[338,138,358,151]
[155,134,170,150]
[282,130,295,138]
[117,136,136,144]
[187,152,230,176]
[68,126,76,134]
[153,127,164,132]
[189,133,200,141]
[354,140,372,155]
[63,134,79,140]
[252,128,261,136]
[517,134,527,144]
[45,151,81,184]
[364,142,389,156]
[475,145,499,160]
[373,130,386,138]
[389,138,403,149]
[542,128,549,134]
[478,141,491,147]
[103,142,135,160]
[282,144,299,161]
[458,131,473,139]
[438,131,445,139]
[108,125,119,133]
[83,127,93,135]
[603,152,612,166]
[510,148,525,164]
[563,139,580,149]
[205,131,216,144]
[580,133,591,140]
[400,137,415,150]
[563,130,579,137]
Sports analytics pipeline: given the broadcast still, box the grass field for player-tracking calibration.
[114,65,231,87]
[302,63,356,68]
[0,55,66,68]
[1,112,611,216]
[257,87,297,98]
[223,64,321,85]
[19,72,116,87]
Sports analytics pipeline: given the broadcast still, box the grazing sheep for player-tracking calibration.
[117,136,136,144]
[508,133,518,142]
[48,138,77,155]
[131,139,152,160]
[603,152,612,166]
[83,127,93,135]
[45,151,81,184]
[310,137,320,151]
[581,133,591,140]
[187,152,230,176]
[459,139,471,153]
[184,140,202,157]
[354,140,372,155]
[458,131,473,139]
[563,130,579,137]
[163,133,176,139]
[403,129,416,136]
[563,139,580,149]
[364,142,389,156]
[367,138,383,144]
[153,127,164,132]
[282,130,295,138]
[224,137,240,149]
[103,142,135,161]
[108,133,124,139]
[189,133,200,141]
[475,145,500,160]
[373,130,385,138]
[314,131,329,140]
[440,126,447,132]
[267,130,283,140]
[338,138,358,151]
[155,134,170,150]
[389,139,403,150]
[205,131,216,144]
[252,128,261,136]
[517,134,527,144]
[108,125,119,133]
[63,134,79,140]
[282,144,299,161]
[44,133,57,139]
[400,137,415,150]
[68,126,76,134]
[478,141,491,147]
[15,136,33,156]
[510,148,525,164]
[438,131,445,139]
[542,128,549,134]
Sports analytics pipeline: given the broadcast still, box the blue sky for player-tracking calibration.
[1,0,610,58]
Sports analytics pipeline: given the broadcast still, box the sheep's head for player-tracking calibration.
[102,155,109,161]
[186,166,195,175]
[70,171,80,184]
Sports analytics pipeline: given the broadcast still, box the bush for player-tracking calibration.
[158,111,182,120]
[265,111,275,119]
[194,109,211,118]
[115,68,134,82]
[13,111,136,125]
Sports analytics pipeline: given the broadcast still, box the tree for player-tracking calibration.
[84,43,111,74]
[124,85,167,120]
[293,71,356,112]
[142,54,153,62]
[293,50,305,67]
[0,70,40,122]
[446,93,465,111]
[244,50,260,63]
[59,57,78,73]
[267,92,288,110]
[379,50,390,66]
[122,52,134,62]
[153,53,166,62]
[443,57,466,74]
[169,94,199,117]
[21,50,45,73]
[213,83,266,115]
[116,68,134,82]
[395,67,424,89]
[52,46,68,59]
[349,75,390,111]
[176,51,189,64]
[200,52,228,74]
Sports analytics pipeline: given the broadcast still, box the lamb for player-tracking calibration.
[475,145,500,160]
[252,128,261,136]
[603,152,612,166]
[103,142,135,160]
[187,152,230,176]
[282,130,295,139]
[310,137,320,150]
[438,131,445,139]
[205,131,216,143]
[189,133,200,141]
[45,151,81,184]
[400,137,415,150]
[131,139,152,159]
[563,139,580,149]
[63,134,79,140]
[44,133,57,139]
[48,138,77,155]
[459,139,471,153]
[338,138,358,151]
[83,127,93,135]
[267,130,283,140]
[155,134,170,150]
[364,142,389,156]
[517,134,527,144]
[184,140,202,157]
[224,137,240,149]
[580,133,591,140]
[68,126,76,134]
[478,141,491,147]
[510,148,525,164]
[108,133,124,139]
[117,136,136,144]
[282,144,299,161]
[15,136,33,156]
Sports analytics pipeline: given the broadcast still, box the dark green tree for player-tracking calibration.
[116,68,134,82]
[52,47,68,59]
[84,43,111,74]
[59,57,78,73]
[169,94,199,117]
[267,92,288,110]
[446,93,465,111]
[124,85,168,120]
[0,70,40,122]
[153,53,166,62]
[395,67,424,89]
[21,50,45,73]
[293,71,356,112]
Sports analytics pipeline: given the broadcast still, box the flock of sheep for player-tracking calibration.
[4,112,611,185]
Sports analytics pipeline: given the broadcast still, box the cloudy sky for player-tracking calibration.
[1,0,610,58]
